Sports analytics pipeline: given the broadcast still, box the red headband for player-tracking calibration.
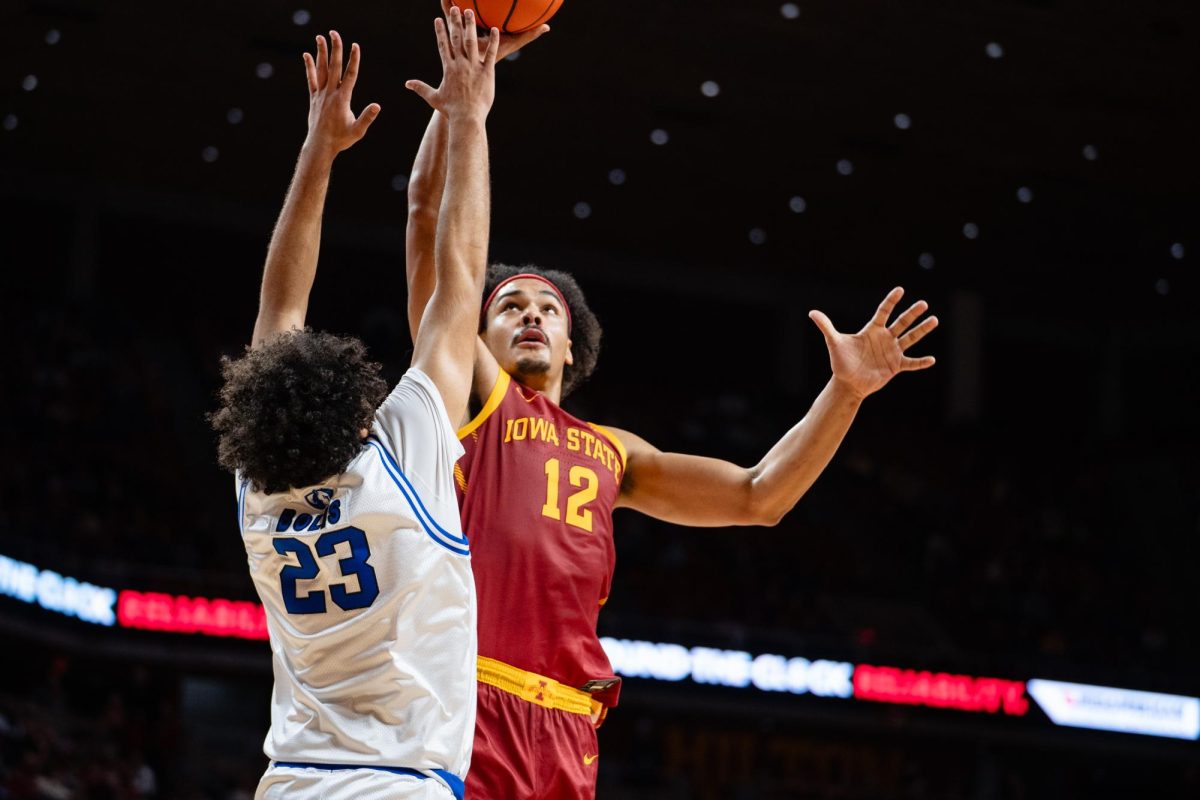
[481,273,573,334]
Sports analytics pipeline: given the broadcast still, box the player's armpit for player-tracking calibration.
[468,338,502,414]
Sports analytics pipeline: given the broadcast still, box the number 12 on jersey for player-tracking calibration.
[541,458,598,532]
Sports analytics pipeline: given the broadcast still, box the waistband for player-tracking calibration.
[271,761,464,800]
[477,656,604,717]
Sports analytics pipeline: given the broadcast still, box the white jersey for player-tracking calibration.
[238,368,475,791]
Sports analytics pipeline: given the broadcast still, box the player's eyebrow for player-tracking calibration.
[495,287,561,306]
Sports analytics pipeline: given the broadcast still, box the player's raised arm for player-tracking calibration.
[251,32,381,348]
[403,7,501,424]
[405,1,549,342]
[613,288,939,527]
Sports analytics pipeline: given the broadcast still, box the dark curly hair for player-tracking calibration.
[481,264,602,397]
[210,329,389,494]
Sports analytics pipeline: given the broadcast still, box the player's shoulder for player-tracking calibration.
[374,367,459,441]
[586,422,630,467]
[383,366,439,406]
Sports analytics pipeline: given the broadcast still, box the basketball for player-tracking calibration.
[450,0,563,34]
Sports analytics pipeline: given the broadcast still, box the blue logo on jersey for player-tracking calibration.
[276,499,342,533]
[305,487,334,510]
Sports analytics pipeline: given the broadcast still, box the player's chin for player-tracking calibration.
[513,354,551,377]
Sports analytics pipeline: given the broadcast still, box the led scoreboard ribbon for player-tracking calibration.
[0,553,266,639]
[600,637,1198,740]
[2,551,1197,741]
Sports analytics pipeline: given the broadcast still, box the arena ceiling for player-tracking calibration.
[2,0,1196,314]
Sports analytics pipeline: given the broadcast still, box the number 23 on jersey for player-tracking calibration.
[274,526,379,614]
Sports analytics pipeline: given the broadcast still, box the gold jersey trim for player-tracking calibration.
[457,370,511,440]
[587,423,628,469]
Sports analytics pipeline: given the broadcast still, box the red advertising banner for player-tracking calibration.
[853,664,1029,716]
[117,590,268,641]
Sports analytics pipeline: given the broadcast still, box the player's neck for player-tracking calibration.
[513,373,563,406]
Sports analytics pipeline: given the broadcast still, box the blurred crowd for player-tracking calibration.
[2,205,1197,796]
[604,388,1198,691]
[3,645,1195,800]
[0,655,166,800]
[0,647,265,800]
[3,293,1197,691]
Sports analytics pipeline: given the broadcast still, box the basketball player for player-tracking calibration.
[403,9,940,797]
[211,12,499,799]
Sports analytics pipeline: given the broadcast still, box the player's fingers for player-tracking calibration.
[459,10,475,59]
[342,42,361,94]
[433,17,450,63]
[352,102,381,138]
[315,35,329,89]
[484,26,501,65]
[870,286,905,327]
[405,80,438,106]
[900,355,937,371]
[440,0,454,18]
[808,310,838,343]
[446,6,463,59]
[898,316,939,351]
[303,52,318,94]
[330,30,344,83]
[887,300,928,336]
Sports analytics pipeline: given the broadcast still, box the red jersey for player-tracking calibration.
[456,370,624,707]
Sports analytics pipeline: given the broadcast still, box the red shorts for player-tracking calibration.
[466,682,599,800]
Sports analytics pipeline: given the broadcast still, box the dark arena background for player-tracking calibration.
[2,1,1198,798]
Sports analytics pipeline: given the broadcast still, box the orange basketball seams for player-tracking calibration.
[450,0,564,34]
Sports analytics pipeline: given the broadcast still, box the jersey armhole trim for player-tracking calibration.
[457,369,511,440]
[588,423,628,468]
[364,436,471,555]
[237,478,249,535]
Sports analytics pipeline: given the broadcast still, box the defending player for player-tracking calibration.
[211,12,499,799]
[406,10,938,799]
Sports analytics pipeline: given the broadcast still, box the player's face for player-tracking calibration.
[482,279,573,387]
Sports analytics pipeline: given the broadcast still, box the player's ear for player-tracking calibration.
[564,339,574,366]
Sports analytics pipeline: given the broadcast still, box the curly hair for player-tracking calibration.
[481,264,602,398]
[210,329,389,494]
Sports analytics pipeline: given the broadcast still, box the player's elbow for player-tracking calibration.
[406,175,441,223]
[741,475,793,527]
[406,200,439,228]
[726,503,785,527]
[742,504,787,527]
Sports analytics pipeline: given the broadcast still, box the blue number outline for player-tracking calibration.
[274,526,378,614]
[273,538,326,614]
[315,527,380,611]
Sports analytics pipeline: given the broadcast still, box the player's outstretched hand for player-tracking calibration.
[809,287,939,400]
[302,31,381,157]
[406,5,499,120]
[436,0,550,60]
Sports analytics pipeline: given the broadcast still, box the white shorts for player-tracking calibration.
[256,764,457,800]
